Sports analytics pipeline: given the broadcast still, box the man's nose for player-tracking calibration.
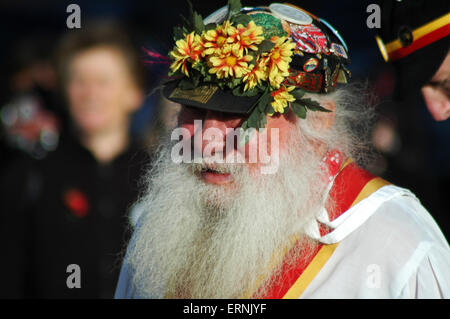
[199,111,227,155]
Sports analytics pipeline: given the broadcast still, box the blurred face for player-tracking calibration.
[421,52,450,121]
[66,46,142,134]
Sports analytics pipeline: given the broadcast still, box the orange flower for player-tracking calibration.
[169,32,204,76]
[208,45,253,79]
[233,21,264,54]
[270,85,295,113]
[202,20,237,56]
[242,57,268,91]
[263,36,296,88]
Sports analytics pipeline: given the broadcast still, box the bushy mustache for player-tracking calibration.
[189,162,245,175]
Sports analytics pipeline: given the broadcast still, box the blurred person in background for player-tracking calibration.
[0,35,64,167]
[0,22,151,298]
[371,0,450,238]
[376,0,449,121]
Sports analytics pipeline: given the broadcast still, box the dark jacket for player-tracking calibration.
[0,134,151,298]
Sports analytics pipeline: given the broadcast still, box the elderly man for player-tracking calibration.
[115,1,450,298]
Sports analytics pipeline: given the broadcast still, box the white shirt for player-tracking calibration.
[115,185,450,299]
[301,185,450,298]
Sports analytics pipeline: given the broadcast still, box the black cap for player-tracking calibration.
[377,0,450,100]
[163,79,261,114]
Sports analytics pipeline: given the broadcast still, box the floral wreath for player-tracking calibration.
[166,0,331,131]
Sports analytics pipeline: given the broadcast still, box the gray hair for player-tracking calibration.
[300,83,376,167]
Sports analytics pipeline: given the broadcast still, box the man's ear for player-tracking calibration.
[318,100,336,130]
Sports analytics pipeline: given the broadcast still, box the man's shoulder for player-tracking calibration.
[350,187,450,297]
[344,184,449,278]
[361,185,448,248]
[320,182,447,246]
[330,182,450,274]
[304,185,450,298]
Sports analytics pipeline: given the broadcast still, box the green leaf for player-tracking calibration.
[291,102,307,119]
[265,103,275,115]
[227,77,242,89]
[187,0,204,33]
[244,87,260,97]
[168,68,184,77]
[217,81,226,90]
[232,86,243,96]
[233,78,242,87]
[178,78,195,90]
[257,91,272,112]
[246,100,268,131]
[180,14,192,31]
[247,50,258,66]
[203,73,213,82]
[191,62,201,71]
[257,82,269,91]
[258,110,267,129]
[238,124,254,146]
[247,108,260,129]
[233,85,260,97]
[192,11,205,33]
[228,0,242,18]
[205,23,217,31]
[257,40,275,55]
[231,14,251,26]
[291,89,306,100]
[191,72,201,87]
[298,98,332,112]
[173,26,185,41]
[241,120,248,131]
[192,62,208,76]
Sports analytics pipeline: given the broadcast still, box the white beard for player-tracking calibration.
[124,127,332,299]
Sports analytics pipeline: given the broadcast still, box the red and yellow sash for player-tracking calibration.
[254,159,390,299]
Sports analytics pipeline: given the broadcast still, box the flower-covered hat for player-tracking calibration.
[162,0,351,130]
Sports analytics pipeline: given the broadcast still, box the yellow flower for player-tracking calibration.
[233,21,264,54]
[169,32,204,77]
[271,85,295,113]
[202,20,237,56]
[208,45,253,79]
[264,36,296,88]
[242,57,267,91]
